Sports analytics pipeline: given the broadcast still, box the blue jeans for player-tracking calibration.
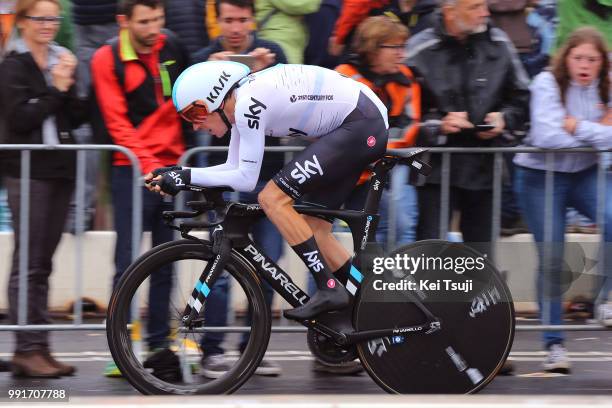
[111,166,174,350]
[514,165,612,348]
[200,182,281,355]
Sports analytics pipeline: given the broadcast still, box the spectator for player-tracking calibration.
[54,0,72,49]
[327,0,395,59]
[65,0,118,233]
[254,0,321,64]
[336,14,420,249]
[303,0,342,68]
[164,0,208,58]
[1,2,16,56]
[91,0,190,378]
[398,0,437,35]
[192,0,286,379]
[488,0,554,78]
[0,0,86,378]
[555,0,610,49]
[405,0,530,258]
[514,27,612,374]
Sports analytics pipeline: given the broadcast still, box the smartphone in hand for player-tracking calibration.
[474,124,495,131]
[227,54,256,70]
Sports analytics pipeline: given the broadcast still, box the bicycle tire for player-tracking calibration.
[354,239,515,394]
[107,239,271,395]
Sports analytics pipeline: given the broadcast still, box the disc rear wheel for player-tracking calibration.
[355,240,515,394]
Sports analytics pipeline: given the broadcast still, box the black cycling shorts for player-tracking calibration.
[273,91,388,213]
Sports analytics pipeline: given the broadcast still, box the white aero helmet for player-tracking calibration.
[172,61,251,122]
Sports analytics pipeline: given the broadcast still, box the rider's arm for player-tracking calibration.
[189,125,264,191]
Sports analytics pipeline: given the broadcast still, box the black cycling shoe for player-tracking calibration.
[284,288,350,321]
[143,348,182,382]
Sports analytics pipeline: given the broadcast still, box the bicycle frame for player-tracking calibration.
[170,154,439,346]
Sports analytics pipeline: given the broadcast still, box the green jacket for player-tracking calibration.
[555,0,611,49]
[55,0,74,51]
[255,0,321,64]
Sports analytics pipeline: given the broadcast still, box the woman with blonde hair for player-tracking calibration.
[514,26,612,374]
[0,0,85,377]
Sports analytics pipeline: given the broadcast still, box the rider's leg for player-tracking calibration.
[304,215,352,285]
[261,91,389,319]
[258,183,350,320]
[305,215,350,269]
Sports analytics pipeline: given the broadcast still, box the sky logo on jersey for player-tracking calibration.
[206,70,231,104]
[290,155,323,184]
[244,97,267,130]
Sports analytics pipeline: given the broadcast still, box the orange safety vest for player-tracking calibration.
[335,63,421,184]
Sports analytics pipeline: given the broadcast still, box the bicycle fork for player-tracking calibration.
[181,225,231,328]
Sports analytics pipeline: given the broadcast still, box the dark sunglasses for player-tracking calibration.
[178,100,209,123]
[25,15,63,25]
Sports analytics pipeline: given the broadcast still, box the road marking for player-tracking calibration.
[2,350,612,363]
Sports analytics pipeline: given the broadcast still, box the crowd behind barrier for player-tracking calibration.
[0,0,610,379]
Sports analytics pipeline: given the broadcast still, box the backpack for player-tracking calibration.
[90,29,184,145]
[487,0,529,13]
[488,0,535,53]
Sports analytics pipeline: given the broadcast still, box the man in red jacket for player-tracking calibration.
[91,0,190,379]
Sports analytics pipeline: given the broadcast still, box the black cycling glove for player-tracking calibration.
[159,168,191,196]
[151,165,182,177]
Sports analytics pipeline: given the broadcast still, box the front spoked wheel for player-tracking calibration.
[106,240,271,395]
[354,240,515,394]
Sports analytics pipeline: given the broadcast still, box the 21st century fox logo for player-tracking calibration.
[290,94,334,103]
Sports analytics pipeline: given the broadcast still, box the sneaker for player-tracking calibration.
[543,344,570,374]
[597,304,612,327]
[104,361,122,378]
[312,358,363,375]
[200,354,231,379]
[255,358,281,376]
[143,348,182,382]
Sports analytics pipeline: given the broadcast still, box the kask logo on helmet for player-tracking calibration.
[206,71,231,104]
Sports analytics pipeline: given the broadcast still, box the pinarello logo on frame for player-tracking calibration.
[367,136,376,147]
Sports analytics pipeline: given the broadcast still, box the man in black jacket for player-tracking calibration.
[405,0,529,252]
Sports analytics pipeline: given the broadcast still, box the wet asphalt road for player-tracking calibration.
[2,318,612,397]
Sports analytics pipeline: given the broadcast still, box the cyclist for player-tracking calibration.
[147,61,389,319]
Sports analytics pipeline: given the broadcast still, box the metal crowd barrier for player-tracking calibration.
[0,145,610,335]
[0,144,141,333]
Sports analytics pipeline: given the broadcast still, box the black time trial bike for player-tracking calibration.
[106,148,515,395]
